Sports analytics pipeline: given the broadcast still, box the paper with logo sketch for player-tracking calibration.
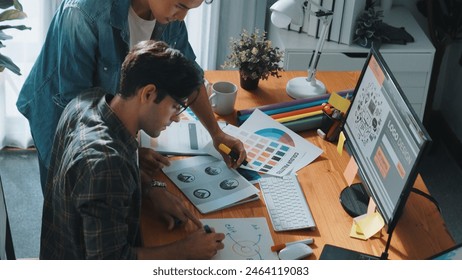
[163,156,259,214]
[201,218,278,260]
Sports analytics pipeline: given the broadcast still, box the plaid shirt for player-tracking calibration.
[40,88,141,259]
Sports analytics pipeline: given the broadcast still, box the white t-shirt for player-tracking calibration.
[128,6,157,48]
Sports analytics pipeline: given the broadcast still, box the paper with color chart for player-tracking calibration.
[201,218,278,260]
[240,109,323,173]
[206,124,307,177]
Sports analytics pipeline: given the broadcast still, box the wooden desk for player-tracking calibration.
[141,70,455,259]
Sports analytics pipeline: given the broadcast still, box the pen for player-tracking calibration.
[271,238,314,252]
[204,224,212,234]
[218,143,248,166]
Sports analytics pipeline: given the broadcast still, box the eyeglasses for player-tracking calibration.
[164,89,200,116]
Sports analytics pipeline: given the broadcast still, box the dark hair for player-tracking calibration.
[119,40,203,102]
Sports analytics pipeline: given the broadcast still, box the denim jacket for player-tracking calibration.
[16,0,198,167]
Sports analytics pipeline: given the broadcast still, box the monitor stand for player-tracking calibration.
[336,183,391,259]
[339,183,369,217]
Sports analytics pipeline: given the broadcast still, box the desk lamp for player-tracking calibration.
[270,0,333,99]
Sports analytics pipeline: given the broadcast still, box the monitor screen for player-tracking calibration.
[343,47,431,233]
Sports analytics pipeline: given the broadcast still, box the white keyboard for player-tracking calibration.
[259,174,316,232]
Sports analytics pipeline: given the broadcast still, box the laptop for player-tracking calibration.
[319,244,380,260]
[320,243,462,260]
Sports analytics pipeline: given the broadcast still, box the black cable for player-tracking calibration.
[411,187,442,214]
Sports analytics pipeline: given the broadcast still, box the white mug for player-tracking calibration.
[208,81,238,115]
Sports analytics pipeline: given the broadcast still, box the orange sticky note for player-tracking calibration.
[367,199,377,215]
[343,156,358,187]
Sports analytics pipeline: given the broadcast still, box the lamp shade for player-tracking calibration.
[270,11,292,28]
[270,0,304,28]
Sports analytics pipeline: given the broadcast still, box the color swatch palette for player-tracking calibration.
[223,125,305,177]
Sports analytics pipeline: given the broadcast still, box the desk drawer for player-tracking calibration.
[394,72,428,88]
[285,52,433,73]
[400,86,425,103]
[285,52,365,71]
[382,53,433,72]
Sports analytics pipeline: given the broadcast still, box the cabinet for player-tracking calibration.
[268,7,435,120]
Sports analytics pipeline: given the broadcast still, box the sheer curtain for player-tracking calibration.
[0,0,60,149]
[0,0,266,149]
[185,0,267,70]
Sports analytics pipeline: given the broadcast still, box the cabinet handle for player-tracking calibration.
[343,52,368,58]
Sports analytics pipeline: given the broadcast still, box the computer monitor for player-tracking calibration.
[341,46,431,235]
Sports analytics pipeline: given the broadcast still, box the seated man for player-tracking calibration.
[40,40,225,259]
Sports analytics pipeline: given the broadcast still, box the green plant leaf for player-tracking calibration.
[0,9,26,21]
[0,24,31,31]
[13,0,22,11]
[0,0,14,10]
[0,52,21,75]
[0,29,12,40]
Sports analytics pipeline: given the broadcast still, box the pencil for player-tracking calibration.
[218,143,248,166]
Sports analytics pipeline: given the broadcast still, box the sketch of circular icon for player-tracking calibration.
[193,189,211,199]
[232,240,261,259]
[177,173,195,183]
[205,166,222,175]
[219,179,239,190]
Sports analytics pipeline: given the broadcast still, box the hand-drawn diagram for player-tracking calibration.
[201,218,278,260]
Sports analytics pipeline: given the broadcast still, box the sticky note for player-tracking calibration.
[337,131,346,155]
[352,212,385,240]
[343,156,358,187]
[328,92,351,113]
[350,221,368,240]
[367,199,377,215]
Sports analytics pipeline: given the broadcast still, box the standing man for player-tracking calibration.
[40,40,225,259]
[16,0,246,193]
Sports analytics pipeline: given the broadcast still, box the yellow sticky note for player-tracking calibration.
[354,212,385,240]
[350,221,382,240]
[337,131,346,155]
[343,156,358,187]
[328,91,351,113]
[350,221,368,240]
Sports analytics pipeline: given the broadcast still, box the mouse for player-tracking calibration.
[278,243,313,260]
